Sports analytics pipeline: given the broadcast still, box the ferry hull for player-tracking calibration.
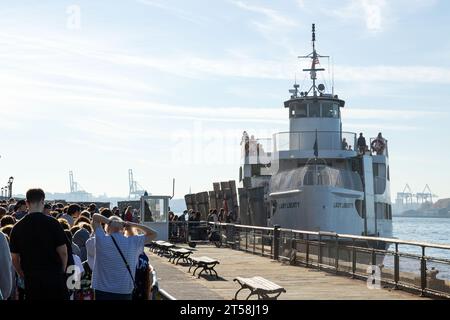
[270,186,366,235]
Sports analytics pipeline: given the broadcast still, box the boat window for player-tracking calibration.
[373,163,386,178]
[321,103,339,118]
[308,103,320,117]
[375,202,391,220]
[355,200,364,218]
[295,104,307,118]
[375,202,384,220]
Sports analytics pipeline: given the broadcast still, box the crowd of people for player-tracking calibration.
[168,208,236,241]
[0,188,158,300]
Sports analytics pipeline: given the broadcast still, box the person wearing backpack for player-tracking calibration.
[123,226,152,300]
[91,214,157,300]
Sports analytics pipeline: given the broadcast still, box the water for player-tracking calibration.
[394,217,450,243]
[384,217,450,281]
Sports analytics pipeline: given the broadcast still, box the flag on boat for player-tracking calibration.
[313,130,319,158]
[313,56,320,66]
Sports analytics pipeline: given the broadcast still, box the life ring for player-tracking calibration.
[371,139,385,153]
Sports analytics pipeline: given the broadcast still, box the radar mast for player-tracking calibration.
[298,24,330,97]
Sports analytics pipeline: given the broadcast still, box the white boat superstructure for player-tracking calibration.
[238,24,393,238]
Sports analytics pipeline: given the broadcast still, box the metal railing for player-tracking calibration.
[273,131,357,152]
[241,138,272,165]
[169,221,450,299]
[154,288,177,300]
[168,220,211,243]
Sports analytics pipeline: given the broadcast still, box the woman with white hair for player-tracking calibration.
[91,214,157,300]
[0,231,13,300]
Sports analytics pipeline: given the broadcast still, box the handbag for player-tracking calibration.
[110,235,137,296]
[74,261,94,300]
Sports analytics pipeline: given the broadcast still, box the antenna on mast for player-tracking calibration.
[298,23,329,97]
[289,73,300,98]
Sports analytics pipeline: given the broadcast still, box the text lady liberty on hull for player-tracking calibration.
[238,24,392,241]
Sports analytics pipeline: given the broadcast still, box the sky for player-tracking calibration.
[0,0,449,200]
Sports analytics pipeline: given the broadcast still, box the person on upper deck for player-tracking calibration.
[357,133,367,155]
[241,131,249,156]
[342,138,348,150]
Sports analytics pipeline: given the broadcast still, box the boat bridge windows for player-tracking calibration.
[273,131,356,152]
[373,163,389,195]
[289,101,340,119]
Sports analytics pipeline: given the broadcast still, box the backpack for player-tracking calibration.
[132,252,150,300]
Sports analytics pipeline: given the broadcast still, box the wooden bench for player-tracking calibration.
[148,240,160,252]
[233,276,286,300]
[151,241,176,256]
[168,248,193,265]
[188,256,220,279]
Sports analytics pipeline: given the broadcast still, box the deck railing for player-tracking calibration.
[168,221,450,299]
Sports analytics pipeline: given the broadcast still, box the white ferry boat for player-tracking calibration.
[238,24,393,239]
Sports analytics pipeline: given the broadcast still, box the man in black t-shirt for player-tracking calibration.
[9,188,69,300]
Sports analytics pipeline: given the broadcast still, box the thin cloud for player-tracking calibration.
[4,29,450,85]
[328,0,387,33]
[229,0,298,27]
[136,0,210,25]
[328,0,438,33]
[228,0,299,55]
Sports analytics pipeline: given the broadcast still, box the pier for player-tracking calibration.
[148,244,426,300]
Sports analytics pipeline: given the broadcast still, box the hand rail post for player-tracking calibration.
[318,233,322,270]
[394,243,399,289]
[352,238,356,278]
[253,229,256,254]
[261,230,265,257]
[273,225,280,261]
[237,226,240,250]
[306,233,310,267]
[245,228,248,251]
[371,248,376,268]
[420,246,427,297]
[335,235,339,274]
[186,221,190,243]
